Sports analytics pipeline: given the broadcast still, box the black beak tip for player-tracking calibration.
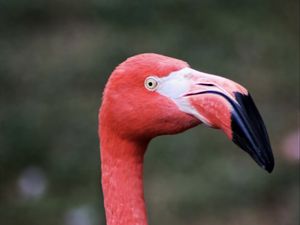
[265,162,274,173]
[258,155,274,173]
[230,92,275,173]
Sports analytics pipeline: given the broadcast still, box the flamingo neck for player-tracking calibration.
[100,131,148,225]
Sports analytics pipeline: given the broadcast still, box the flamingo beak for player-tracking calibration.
[223,92,274,173]
[157,68,274,172]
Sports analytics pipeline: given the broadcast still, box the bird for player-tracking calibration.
[98,53,274,225]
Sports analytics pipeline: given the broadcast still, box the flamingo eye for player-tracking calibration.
[144,76,159,91]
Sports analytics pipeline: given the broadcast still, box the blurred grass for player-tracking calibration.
[0,0,299,225]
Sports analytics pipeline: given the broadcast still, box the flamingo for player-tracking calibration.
[99,53,274,225]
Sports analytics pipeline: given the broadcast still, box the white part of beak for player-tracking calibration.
[155,67,213,126]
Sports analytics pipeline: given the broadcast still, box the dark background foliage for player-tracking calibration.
[0,0,299,224]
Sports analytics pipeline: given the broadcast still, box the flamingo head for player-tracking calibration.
[100,53,274,172]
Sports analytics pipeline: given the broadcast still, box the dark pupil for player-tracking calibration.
[148,82,153,87]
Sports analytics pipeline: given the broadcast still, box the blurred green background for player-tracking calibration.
[0,0,299,225]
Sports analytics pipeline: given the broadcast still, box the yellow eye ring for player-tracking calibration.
[144,76,159,91]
